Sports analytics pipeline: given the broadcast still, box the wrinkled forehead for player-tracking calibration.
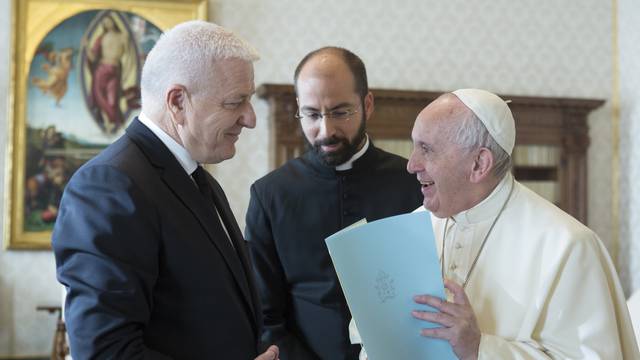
[208,58,254,83]
[195,58,254,99]
[412,97,469,141]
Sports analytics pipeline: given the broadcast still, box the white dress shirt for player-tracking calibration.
[138,113,233,246]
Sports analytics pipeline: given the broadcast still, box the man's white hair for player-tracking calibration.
[141,20,259,113]
[450,112,512,179]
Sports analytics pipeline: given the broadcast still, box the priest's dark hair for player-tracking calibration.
[293,46,369,100]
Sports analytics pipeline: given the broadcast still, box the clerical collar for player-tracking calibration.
[138,112,197,175]
[335,135,370,171]
[451,172,514,225]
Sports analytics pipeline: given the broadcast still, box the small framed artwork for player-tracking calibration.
[5,0,207,249]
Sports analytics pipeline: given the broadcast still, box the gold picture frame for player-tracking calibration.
[5,0,208,249]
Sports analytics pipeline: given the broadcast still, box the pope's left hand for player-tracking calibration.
[412,279,480,360]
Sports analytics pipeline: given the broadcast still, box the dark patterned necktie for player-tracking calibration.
[192,165,236,250]
[192,166,215,203]
[192,166,253,304]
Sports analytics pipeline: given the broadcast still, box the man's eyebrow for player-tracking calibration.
[238,90,256,98]
[300,105,319,112]
[225,91,255,102]
[300,102,352,112]
[327,102,352,111]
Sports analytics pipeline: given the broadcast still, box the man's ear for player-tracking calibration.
[469,147,494,183]
[166,85,188,125]
[363,91,374,122]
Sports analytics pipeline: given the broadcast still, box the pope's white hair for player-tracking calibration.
[141,20,259,113]
[451,111,512,179]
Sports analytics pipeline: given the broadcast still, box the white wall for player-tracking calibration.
[0,0,61,356]
[0,0,626,356]
[618,0,640,296]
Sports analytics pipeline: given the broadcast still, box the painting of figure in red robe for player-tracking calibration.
[81,11,142,134]
[26,9,161,230]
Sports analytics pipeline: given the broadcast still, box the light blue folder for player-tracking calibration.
[325,211,457,360]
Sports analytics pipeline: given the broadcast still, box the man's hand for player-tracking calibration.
[255,345,279,360]
[412,279,480,360]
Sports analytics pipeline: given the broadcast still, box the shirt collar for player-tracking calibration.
[138,112,198,175]
[335,135,370,171]
[451,172,514,225]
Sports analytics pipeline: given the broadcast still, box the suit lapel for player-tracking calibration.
[125,119,257,330]
[161,171,256,316]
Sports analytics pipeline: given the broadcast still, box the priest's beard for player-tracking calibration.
[309,115,367,167]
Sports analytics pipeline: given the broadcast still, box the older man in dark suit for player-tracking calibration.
[52,21,278,359]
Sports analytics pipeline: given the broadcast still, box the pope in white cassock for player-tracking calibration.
[350,89,639,359]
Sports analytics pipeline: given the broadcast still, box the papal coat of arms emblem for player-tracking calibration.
[374,270,396,303]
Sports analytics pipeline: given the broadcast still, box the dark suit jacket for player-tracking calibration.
[246,144,423,360]
[53,118,260,359]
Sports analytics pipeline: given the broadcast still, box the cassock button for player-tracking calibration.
[450,263,458,271]
[343,193,348,199]
[455,243,462,249]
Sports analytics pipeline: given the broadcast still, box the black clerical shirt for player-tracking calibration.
[246,143,422,360]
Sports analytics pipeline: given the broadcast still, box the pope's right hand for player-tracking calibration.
[255,345,279,360]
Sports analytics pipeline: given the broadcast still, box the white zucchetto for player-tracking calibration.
[452,89,516,155]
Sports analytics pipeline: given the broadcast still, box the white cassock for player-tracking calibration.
[351,172,639,359]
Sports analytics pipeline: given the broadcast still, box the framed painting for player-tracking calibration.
[5,0,208,249]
